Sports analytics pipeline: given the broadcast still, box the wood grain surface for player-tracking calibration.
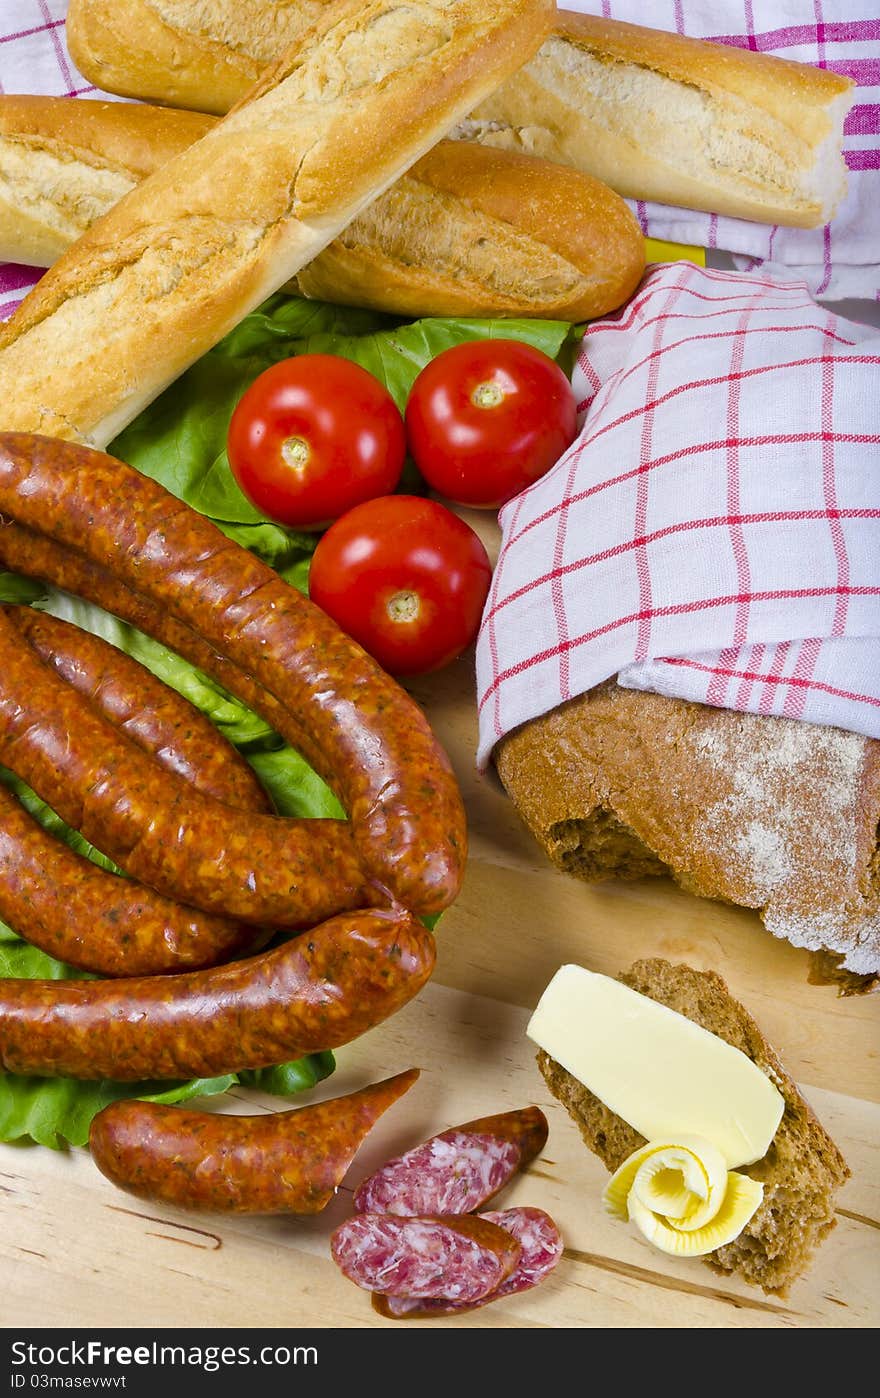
[2,512,878,1329]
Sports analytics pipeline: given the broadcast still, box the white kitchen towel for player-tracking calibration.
[561,0,880,303]
[475,260,880,767]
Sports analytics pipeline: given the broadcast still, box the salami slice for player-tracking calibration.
[330,1213,521,1303]
[372,1206,563,1320]
[353,1106,548,1216]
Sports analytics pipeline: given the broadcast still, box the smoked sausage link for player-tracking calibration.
[0,522,270,734]
[0,434,467,916]
[331,1213,521,1302]
[0,604,373,927]
[0,909,435,1080]
[353,1105,549,1215]
[89,1070,420,1212]
[0,781,258,976]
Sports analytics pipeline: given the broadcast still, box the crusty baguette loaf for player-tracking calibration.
[67,0,331,116]
[0,96,644,323]
[496,683,880,989]
[0,0,553,448]
[0,96,214,266]
[537,959,850,1295]
[468,11,854,228]
[296,138,645,322]
[67,0,853,228]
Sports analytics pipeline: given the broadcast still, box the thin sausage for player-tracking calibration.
[331,1213,521,1302]
[0,908,435,1080]
[0,434,467,915]
[89,1070,420,1212]
[7,606,271,812]
[353,1106,549,1215]
[0,604,374,927]
[371,1206,563,1318]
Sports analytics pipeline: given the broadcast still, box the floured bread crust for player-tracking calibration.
[496,683,880,986]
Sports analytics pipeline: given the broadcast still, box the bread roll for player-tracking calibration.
[296,138,645,322]
[67,0,853,228]
[0,0,552,447]
[496,683,880,989]
[0,96,644,323]
[468,11,853,228]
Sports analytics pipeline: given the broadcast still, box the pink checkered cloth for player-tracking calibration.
[475,261,880,767]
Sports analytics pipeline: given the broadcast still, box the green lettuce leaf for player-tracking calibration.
[0,572,46,605]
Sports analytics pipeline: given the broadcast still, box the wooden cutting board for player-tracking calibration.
[2,512,878,1330]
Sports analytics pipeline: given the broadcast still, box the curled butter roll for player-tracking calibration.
[603,1135,764,1257]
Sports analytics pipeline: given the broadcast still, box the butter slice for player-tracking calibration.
[527,965,784,1168]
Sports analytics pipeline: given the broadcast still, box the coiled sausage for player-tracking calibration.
[0,782,258,976]
[7,606,271,812]
[0,607,273,974]
[0,433,466,915]
[0,604,374,927]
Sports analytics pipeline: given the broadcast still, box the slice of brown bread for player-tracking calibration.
[537,958,850,1295]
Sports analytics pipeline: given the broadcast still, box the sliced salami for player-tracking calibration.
[353,1106,548,1216]
[330,1213,521,1303]
[372,1206,563,1320]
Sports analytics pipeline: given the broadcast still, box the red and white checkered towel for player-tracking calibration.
[475,261,880,766]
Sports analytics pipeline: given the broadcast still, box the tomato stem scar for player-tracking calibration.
[471,380,506,409]
[387,590,420,624]
[281,436,310,471]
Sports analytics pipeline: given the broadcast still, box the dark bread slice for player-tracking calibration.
[537,958,850,1295]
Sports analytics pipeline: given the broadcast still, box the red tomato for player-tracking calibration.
[308,496,492,676]
[227,355,406,528]
[405,339,577,509]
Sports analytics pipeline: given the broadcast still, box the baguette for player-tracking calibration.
[67,0,332,116]
[67,0,853,228]
[496,683,880,989]
[468,11,854,228]
[0,96,214,266]
[0,0,553,448]
[0,96,644,323]
[537,959,850,1295]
